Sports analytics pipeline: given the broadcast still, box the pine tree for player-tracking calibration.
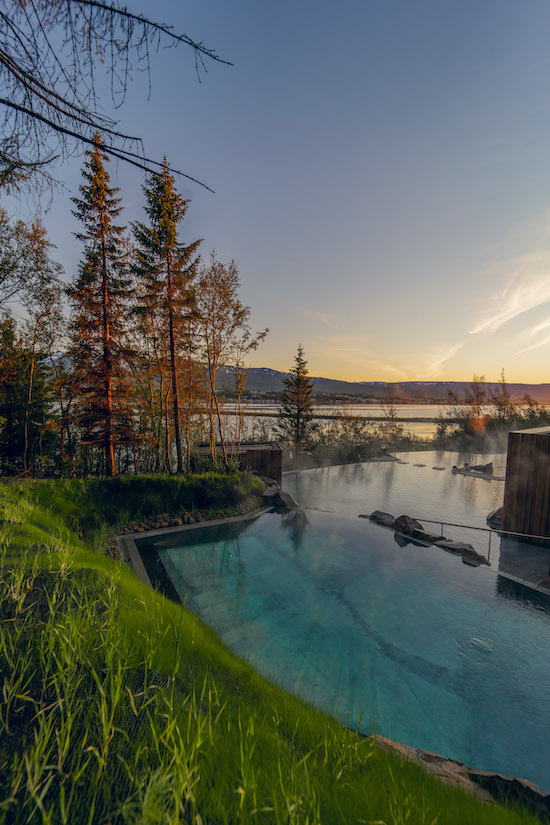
[0,316,53,475]
[133,160,201,473]
[277,345,315,452]
[68,135,133,476]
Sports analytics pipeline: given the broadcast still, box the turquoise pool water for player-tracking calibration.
[138,509,550,789]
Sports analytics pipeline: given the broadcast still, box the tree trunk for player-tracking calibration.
[101,228,115,476]
[209,364,228,468]
[22,330,37,471]
[164,398,171,473]
[167,255,184,473]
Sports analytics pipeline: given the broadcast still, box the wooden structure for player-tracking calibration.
[502,426,550,542]
[196,441,282,484]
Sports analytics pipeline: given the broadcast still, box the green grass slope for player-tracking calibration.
[0,476,543,824]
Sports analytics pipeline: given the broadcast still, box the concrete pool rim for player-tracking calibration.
[117,506,273,589]
[119,505,550,600]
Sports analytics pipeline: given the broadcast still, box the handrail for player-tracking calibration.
[417,517,550,543]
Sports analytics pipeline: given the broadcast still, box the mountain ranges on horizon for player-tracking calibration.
[220,367,550,403]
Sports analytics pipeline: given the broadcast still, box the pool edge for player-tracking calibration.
[119,505,273,589]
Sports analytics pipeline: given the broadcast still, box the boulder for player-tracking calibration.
[393,532,426,548]
[471,462,493,474]
[263,483,299,509]
[486,506,503,530]
[411,528,445,544]
[369,735,550,817]
[278,489,299,508]
[435,539,473,555]
[435,539,489,567]
[467,770,550,820]
[369,735,492,800]
[461,547,490,567]
[369,510,396,528]
[394,515,423,535]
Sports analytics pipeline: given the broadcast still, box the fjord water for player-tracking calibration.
[141,510,550,789]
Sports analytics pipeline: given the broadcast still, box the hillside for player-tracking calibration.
[0,476,542,824]
[218,367,550,403]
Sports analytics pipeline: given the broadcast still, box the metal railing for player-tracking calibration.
[412,518,550,562]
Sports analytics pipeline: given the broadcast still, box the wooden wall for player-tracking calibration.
[195,441,283,484]
[502,427,550,542]
[237,446,282,484]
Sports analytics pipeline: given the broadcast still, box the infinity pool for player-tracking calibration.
[138,509,550,789]
[284,450,506,535]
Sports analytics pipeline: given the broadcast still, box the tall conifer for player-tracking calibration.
[68,134,133,476]
[277,344,315,452]
[133,161,201,473]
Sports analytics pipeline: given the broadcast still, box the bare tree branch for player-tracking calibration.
[73,0,233,67]
[0,1,231,191]
[0,97,215,191]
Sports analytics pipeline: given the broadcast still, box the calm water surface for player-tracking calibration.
[139,510,550,788]
[222,404,499,438]
[284,450,506,545]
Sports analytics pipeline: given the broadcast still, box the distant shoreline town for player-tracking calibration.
[224,367,550,404]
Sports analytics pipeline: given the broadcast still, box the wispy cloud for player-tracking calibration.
[301,308,338,329]
[469,251,550,334]
[427,343,464,376]
[361,360,409,381]
[516,317,550,354]
[315,334,409,380]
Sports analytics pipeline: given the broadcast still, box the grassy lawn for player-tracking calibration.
[0,475,543,824]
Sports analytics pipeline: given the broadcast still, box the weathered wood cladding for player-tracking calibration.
[236,444,282,484]
[502,427,550,542]
[196,441,282,484]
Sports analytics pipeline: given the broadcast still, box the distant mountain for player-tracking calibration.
[218,367,550,403]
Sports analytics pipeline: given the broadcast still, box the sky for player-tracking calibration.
[8,0,550,384]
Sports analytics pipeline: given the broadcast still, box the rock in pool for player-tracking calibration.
[394,515,423,535]
[369,510,396,528]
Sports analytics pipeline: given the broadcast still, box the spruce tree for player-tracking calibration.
[133,160,201,473]
[68,134,133,476]
[277,344,315,452]
[0,317,53,475]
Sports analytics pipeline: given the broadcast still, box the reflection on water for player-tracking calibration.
[283,450,513,569]
[280,507,311,554]
[140,510,550,789]
[284,450,505,542]
[284,449,550,587]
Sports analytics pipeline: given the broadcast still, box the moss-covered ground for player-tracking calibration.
[0,474,544,824]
